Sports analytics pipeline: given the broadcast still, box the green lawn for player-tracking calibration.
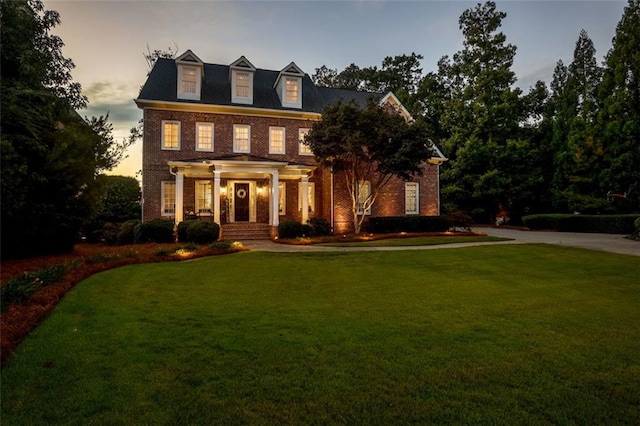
[320,235,510,247]
[2,245,639,424]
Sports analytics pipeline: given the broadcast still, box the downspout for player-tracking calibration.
[437,163,441,216]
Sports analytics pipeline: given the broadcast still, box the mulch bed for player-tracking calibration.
[0,243,246,366]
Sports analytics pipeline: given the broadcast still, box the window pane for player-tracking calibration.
[234,125,250,152]
[197,181,212,213]
[278,182,286,215]
[405,183,418,214]
[299,128,312,155]
[236,72,249,98]
[270,127,284,153]
[197,123,213,151]
[285,78,298,103]
[163,182,175,215]
[163,122,179,149]
[182,67,197,93]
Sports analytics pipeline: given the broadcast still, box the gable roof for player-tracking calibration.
[137,57,381,113]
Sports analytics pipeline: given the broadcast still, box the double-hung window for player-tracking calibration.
[405,182,419,214]
[269,127,285,154]
[196,122,214,152]
[181,67,197,94]
[161,181,176,216]
[236,72,250,98]
[162,121,180,150]
[233,124,250,153]
[298,128,312,155]
[285,78,299,103]
[278,182,286,215]
[196,181,212,214]
[357,180,371,215]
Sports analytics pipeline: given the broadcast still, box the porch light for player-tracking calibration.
[257,186,264,195]
[220,187,227,195]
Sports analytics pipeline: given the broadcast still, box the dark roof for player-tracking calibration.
[137,58,382,113]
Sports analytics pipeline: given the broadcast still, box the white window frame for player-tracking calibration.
[298,182,315,213]
[357,180,371,215]
[196,180,212,215]
[278,182,286,215]
[231,70,253,104]
[405,182,419,215]
[280,76,302,108]
[298,128,312,156]
[161,181,176,216]
[269,127,286,154]
[233,124,251,153]
[161,120,181,150]
[285,78,299,103]
[196,122,214,152]
[177,65,201,100]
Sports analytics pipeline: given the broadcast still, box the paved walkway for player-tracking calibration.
[240,228,639,256]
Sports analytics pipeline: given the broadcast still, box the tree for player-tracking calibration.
[144,42,178,75]
[597,0,640,211]
[437,1,524,221]
[0,0,129,258]
[305,100,435,233]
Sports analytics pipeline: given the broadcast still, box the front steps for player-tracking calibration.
[221,223,272,241]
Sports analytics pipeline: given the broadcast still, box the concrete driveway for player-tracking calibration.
[241,228,639,257]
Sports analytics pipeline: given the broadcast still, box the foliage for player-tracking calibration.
[1,264,66,311]
[0,0,130,258]
[278,219,311,239]
[134,219,175,243]
[176,221,220,244]
[117,220,140,245]
[306,217,332,236]
[522,213,640,234]
[87,114,137,175]
[306,99,434,233]
[367,216,450,233]
[210,240,236,250]
[92,175,141,224]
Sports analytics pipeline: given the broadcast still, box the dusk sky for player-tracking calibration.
[45,0,627,177]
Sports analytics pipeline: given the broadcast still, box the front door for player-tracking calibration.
[234,183,250,222]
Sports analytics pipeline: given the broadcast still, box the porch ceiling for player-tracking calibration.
[168,158,316,179]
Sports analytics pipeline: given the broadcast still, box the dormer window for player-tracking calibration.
[230,56,256,105]
[275,62,304,109]
[285,78,299,103]
[175,50,204,101]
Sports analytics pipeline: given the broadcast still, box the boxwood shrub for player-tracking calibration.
[307,217,332,236]
[134,219,175,243]
[367,216,450,234]
[522,214,640,234]
[278,219,312,239]
[177,220,220,244]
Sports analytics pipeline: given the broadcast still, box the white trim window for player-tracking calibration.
[298,182,315,213]
[233,124,251,153]
[162,121,180,150]
[232,70,253,104]
[269,127,286,154]
[298,128,312,155]
[278,182,286,215]
[405,182,419,215]
[357,180,371,215]
[196,180,212,214]
[161,181,176,216]
[285,78,299,103]
[196,122,214,152]
[181,66,197,94]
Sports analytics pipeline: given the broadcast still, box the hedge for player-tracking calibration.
[134,219,175,243]
[522,214,640,234]
[177,220,220,244]
[367,216,450,234]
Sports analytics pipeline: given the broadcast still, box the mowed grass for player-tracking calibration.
[2,245,639,424]
[320,235,510,247]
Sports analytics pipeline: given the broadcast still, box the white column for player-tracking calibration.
[301,175,309,223]
[213,171,221,224]
[175,170,184,223]
[271,170,279,227]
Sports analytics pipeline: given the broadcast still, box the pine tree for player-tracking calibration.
[598,0,640,212]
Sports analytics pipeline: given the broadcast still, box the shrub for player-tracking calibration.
[367,216,450,234]
[278,219,304,239]
[177,220,220,244]
[634,217,640,233]
[1,264,66,311]
[444,211,474,231]
[522,214,640,234]
[210,240,235,250]
[307,217,332,236]
[117,220,140,245]
[134,219,175,243]
[101,222,121,245]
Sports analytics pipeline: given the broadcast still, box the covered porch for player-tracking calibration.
[168,155,316,235]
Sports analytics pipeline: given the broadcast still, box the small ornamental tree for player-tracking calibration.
[305,99,435,233]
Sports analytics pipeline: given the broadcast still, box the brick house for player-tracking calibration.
[135,50,446,239]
